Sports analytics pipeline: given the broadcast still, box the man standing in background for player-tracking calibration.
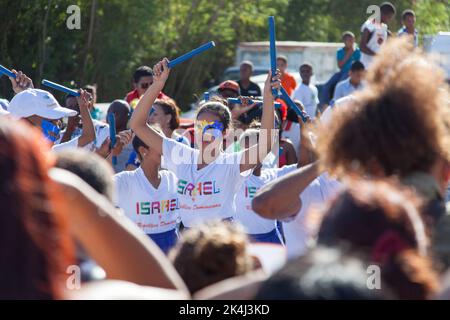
[277,55,297,97]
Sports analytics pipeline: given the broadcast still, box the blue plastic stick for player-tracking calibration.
[280,87,308,123]
[227,98,282,108]
[204,92,210,101]
[41,79,80,97]
[0,65,16,79]
[168,41,215,68]
[107,113,118,165]
[269,16,279,98]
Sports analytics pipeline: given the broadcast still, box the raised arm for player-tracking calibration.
[240,71,280,172]
[49,168,188,293]
[76,90,95,147]
[129,59,170,155]
[252,162,320,220]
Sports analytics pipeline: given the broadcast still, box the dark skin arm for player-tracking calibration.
[360,29,376,56]
[76,90,96,147]
[337,47,354,69]
[252,162,321,220]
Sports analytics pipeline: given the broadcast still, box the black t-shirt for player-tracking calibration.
[237,80,262,97]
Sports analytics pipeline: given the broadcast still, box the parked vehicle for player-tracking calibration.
[221,66,269,82]
[423,32,450,80]
[235,41,342,83]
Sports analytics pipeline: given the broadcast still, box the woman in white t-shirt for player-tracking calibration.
[130,58,281,228]
[114,132,180,253]
[234,128,299,244]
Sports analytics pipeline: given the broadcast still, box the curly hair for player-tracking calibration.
[318,178,439,299]
[169,221,254,294]
[316,38,450,178]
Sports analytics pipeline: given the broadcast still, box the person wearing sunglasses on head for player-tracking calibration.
[125,66,169,110]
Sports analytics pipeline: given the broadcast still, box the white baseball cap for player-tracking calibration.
[8,88,77,119]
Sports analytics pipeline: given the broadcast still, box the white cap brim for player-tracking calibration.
[34,106,77,119]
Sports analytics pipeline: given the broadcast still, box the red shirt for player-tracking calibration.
[125,89,169,108]
[281,72,297,97]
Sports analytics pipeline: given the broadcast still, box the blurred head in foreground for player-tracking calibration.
[169,221,254,294]
[0,119,74,299]
[317,179,439,299]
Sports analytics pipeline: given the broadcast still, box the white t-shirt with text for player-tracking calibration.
[234,164,298,234]
[163,138,251,227]
[114,168,179,234]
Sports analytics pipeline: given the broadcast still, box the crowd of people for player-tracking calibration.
[1,1,450,300]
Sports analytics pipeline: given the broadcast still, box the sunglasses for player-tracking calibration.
[195,120,224,137]
[140,82,152,89]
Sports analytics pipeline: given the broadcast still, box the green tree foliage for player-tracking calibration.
[0,0,448,109]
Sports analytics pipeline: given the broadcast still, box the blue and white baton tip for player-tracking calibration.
[41,79,80,97]
[0,65,16,79]
[168,41,216,68]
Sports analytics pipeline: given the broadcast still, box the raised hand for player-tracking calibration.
[152,58,170,86]
[76,89,92,112]
[10,70,34,94]
[231,96,258,120]
[263,69,282,100]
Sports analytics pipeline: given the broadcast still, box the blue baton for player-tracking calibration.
[280,87,308,123]
[107,113,118,165]
[0,65,16,78]
[269,17,279,98]
[168,41,215,68]
[42,79,80,97]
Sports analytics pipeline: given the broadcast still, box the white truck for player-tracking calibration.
[423,32,450,80]
[234,41,342,84]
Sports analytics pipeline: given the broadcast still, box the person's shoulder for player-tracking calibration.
[276,163,298,178]
[361,19,375,32]
[335,79,347,89]
[125,89,137,102]
[250,80,261,88]
[161,168,178,181]
[93,119,108,128]
[52,137,80,152]
[286,72,296,80]
[114,168,138,181]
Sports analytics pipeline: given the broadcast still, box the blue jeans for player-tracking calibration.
[148,229,179,254]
